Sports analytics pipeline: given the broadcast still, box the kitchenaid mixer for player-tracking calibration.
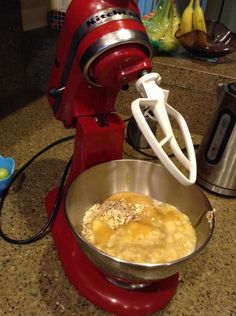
[45,0,203,314]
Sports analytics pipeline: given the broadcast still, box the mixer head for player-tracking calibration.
[47,0,196,185]
[47,0,153,126]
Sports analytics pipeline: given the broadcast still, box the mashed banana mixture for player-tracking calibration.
[82,192,197,263]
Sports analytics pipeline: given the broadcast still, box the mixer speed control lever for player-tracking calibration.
[95,114,108,127]
[49,86,65,98]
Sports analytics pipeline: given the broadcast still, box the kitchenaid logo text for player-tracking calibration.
[86,8,140,28]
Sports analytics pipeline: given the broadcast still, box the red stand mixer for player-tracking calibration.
[46,0,197,314]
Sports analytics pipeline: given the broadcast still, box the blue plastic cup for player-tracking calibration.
[0,155,15,197]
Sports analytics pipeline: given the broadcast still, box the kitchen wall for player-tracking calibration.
[20,0,51,31]
[0,1,25,99]
[0,0,59,116]
[20,0,71,31]
[205,0,236,32]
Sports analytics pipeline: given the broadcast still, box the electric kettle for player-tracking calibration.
[196,82,236,197]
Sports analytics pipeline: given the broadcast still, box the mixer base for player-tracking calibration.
[45,187,179,316]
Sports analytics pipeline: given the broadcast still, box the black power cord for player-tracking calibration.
[217,0,225,23]
[0,135,74,245]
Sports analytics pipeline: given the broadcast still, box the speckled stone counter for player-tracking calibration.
[0,95,235,316]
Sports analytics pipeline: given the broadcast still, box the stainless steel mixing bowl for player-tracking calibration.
[65,159,215,287]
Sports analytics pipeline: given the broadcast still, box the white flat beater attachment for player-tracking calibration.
[131,73,197,186]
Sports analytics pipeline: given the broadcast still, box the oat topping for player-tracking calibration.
[82,198,144,243]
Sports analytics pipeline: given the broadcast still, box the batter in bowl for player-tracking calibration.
[82,192,197,263]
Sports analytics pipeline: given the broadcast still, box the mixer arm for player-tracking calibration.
[131,73,197,186]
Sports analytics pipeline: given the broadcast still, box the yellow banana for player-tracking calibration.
[180,0,194,34]
[193,0,207,32]
[171,2,181,35]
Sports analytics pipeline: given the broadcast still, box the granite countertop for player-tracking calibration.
[153,51,236,79]
[0,95,235,316]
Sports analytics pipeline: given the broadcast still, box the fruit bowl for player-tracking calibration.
[65,159,215,288]
[175,20,236,58]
